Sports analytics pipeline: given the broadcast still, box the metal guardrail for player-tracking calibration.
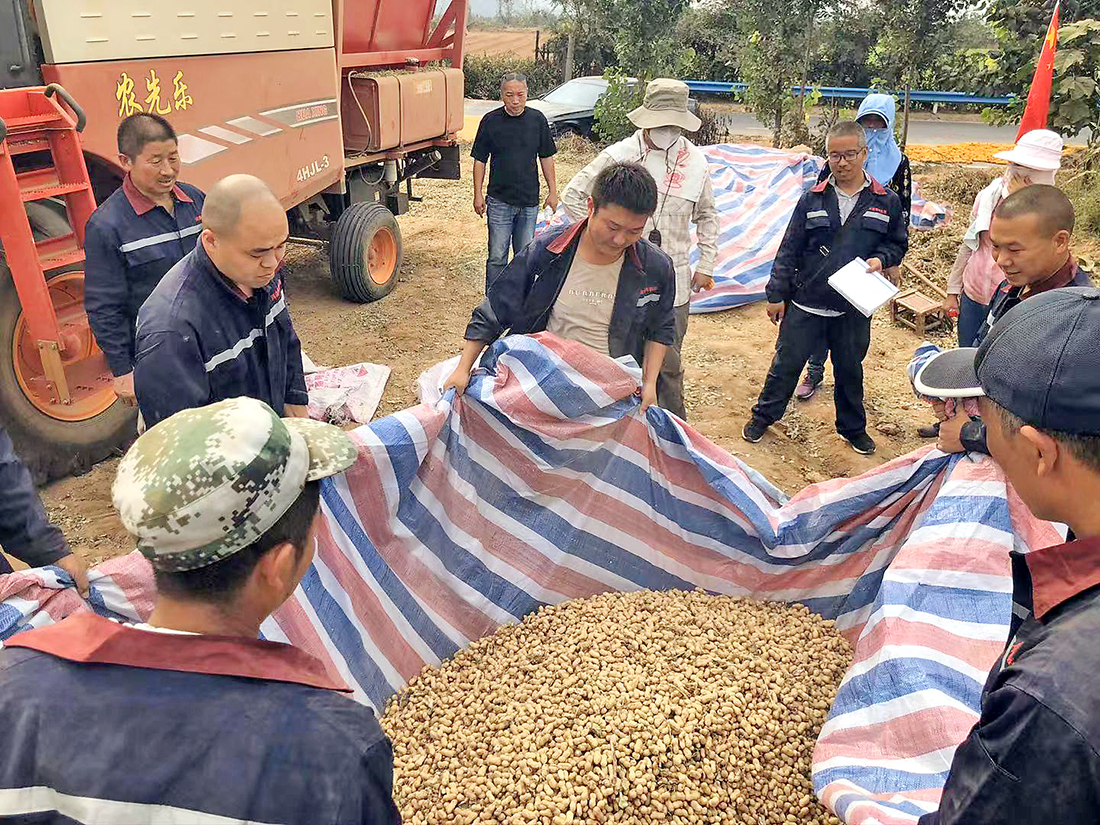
[684,81,1014,107]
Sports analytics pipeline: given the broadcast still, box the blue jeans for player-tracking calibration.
[957,293,988,347]
[486,196,538,292]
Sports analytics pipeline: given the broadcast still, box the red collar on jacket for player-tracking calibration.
[810,174,887,196]
[546,218,643,269]
[1026,536,1100,620]
[4,612,350,692]
[123,174,194,216]
[1024,256,1079,297]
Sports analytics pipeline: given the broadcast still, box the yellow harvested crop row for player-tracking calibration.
[908,143,1082,164]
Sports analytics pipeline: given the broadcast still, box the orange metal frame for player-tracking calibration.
[334,0,468,70]
[0,87,94,349]
[0,84,108,416]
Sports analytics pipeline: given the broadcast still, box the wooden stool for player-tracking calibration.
[891,289,950,336]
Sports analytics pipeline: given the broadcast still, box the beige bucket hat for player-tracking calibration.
[628,78,702,132]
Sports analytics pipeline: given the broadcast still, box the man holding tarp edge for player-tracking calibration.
[445,161,676,413]
[911,184,1090,457]
[913,287,1100,823]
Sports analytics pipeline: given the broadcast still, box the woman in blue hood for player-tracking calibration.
[795,93,912,403]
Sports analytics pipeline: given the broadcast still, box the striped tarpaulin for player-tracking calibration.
[543,143,947,317]
[0,333,1057,823]
[0,553,152,643]
[688,145,823,313]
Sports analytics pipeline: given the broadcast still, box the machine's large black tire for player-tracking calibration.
[329,202,403,303]
[0,220,136,483]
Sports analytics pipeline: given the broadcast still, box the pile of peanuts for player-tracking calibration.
[381,590,852,825]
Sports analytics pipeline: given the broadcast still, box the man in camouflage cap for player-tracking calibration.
[0,397,402,825]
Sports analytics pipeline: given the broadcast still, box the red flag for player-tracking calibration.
[1016,2,1060,141]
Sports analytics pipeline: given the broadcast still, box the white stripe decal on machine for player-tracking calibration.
[199,125,252,145]
[287,114,338,128]
[259,98,338,117]
[177,134,227,165]
[226,116,282,137]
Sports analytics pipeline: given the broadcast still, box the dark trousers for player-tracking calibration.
[752,304,872,438]
[656,302,690,420]
[806,342,828,384]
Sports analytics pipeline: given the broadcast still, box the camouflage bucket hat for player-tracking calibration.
[112,397,357,572]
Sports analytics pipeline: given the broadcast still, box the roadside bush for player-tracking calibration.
[593,68,644,145]
[918,166,999,207]
[1063,172,1100,239]
[693,105,729,147]
[463,54,559,100]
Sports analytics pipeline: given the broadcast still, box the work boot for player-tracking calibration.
[844,432,877,455]
[795,374,821,401]
[917,421,941,439]
[742,418,769,443]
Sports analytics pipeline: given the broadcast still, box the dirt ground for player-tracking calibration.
[465,28,540,59]
[31,139,1098,570]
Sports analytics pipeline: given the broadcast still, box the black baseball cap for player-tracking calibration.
[914,287,1100,435]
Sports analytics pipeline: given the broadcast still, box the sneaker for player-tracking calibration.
[742,418,768,443]
[844,432,877,455]
[917,422,941,439]
[795,374,821,401]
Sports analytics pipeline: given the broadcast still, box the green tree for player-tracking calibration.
[873,0,966,144]
[810,6,888,88]
[984,0,1100,125]
[555,0,687,77]
[593,68,645,143]
[1050,19,1100,147]
[735,0,825,146]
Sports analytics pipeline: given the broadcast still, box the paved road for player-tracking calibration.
[464,99,1090,145]
[711,112,1026,145]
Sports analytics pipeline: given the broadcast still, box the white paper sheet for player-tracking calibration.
[827,257,899,317]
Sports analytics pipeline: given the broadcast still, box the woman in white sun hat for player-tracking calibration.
[944,129,1064,348]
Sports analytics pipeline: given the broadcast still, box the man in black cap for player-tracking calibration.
[912,286,1100,824]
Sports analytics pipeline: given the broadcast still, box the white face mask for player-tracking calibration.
[1003,163,1057,194]
[647,126,681,150]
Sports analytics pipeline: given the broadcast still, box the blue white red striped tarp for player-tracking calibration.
[541,143,948,316]
[0,334,1057,823]
[687,144,824,313]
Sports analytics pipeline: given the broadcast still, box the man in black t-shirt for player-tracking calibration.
[472,72,558,291]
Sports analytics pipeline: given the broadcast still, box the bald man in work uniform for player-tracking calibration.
[134,175,309,428]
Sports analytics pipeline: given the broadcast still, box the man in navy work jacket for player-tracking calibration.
[970,184,1090,349]
[905,287,1100,824]
[84,113,204,407]
[444,161,676,412]
[0,426,87,593]
[134,174,309,428]
[914,185,1092,458]
[0,397,399,824]
[743,120,908,456]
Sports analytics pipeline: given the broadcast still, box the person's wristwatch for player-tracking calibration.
[959,416,988,456]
